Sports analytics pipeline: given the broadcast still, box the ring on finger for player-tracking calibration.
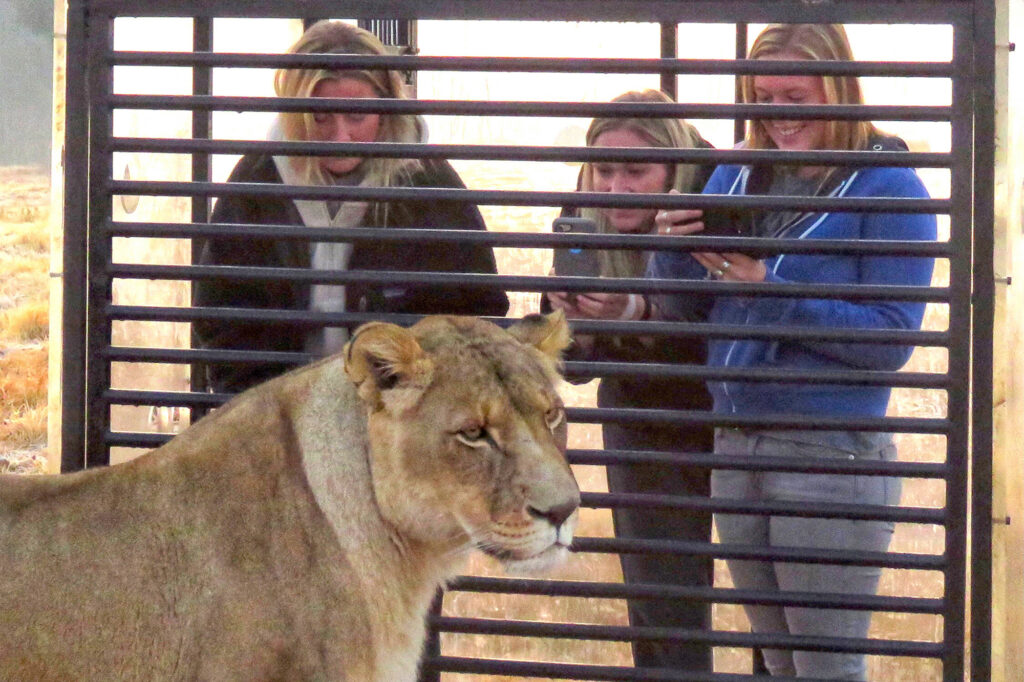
[713,268,725,278]
[721,260,731,270]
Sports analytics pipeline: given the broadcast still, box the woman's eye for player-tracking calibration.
[313,112,331,124]
[593,165,614,178]
[345,114,368,124]
[545,407,565,430]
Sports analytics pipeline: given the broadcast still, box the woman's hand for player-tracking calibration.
[654,188,707,236]
[693,251,767,283]
[546,290,586,318]
[573,292,636,320]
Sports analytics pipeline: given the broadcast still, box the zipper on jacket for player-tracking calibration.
[716,169,858,413]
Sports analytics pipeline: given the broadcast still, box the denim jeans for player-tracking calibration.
[604,419,713,673]
[711,428,901,680]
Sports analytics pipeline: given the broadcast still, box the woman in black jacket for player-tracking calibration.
[545,89,715,674]
[194,21,508,393]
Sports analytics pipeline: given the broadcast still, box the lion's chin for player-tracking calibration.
[494,543,570,576]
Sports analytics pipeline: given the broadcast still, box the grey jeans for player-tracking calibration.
[711,428,901,680]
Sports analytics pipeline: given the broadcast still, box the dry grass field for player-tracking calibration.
[1,158,950,679]
[0,166,50,474]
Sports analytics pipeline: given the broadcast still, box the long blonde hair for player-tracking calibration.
[578,89,707,278]
[274,21,421,188]
[742,24,880,154]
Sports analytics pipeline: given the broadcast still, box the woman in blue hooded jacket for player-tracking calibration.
[647,24,936,680]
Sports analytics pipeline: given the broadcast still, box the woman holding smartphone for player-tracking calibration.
[545,88,717,673]
[649,24,936,679]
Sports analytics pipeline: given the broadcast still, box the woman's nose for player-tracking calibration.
[324,116,352,142]
[610,174,634,193]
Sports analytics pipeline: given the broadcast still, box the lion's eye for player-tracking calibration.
[455,425,487,447]
[545,407,565,431]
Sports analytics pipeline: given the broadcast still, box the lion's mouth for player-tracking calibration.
[479,541,571,575]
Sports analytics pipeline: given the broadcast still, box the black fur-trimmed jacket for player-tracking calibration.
[193,154,509,393]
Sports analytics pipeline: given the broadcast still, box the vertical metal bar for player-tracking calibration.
[189,17,213,410]
[60,0,90,472]
[734,23,748,144]
[659,21,677,99]
[970,0,997,678]
[944,18,975,682]
[83,10,114,467]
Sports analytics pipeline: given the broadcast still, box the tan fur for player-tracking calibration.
[0,313,580,682]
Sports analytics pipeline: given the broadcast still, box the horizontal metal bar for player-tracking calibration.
[109,137,953,169]
[103,347,949,390]
[85,0,968,24]
[109,52,955,78]
[108,219,955,257]
[105,389,229,408]
[446,576,945,613]
[106,179,949,214]
[567,448,948,479]
[108,304,950,345]
[110,304,950,349]
[426,655,797,681]
[573,537,945,570]
[430,617,945,657]
[102,393,948,435]
[109,94,952,122]
[574,406,948,434]
[583,491,945,524]
[107,221,955,258]
[108,264,947,303]
[105,431,167,450]
[105,346,314,365]
[565,361,948,389]
[102,429,952,483]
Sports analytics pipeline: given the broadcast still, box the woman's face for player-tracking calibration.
[752,52,829,152]
[590,128,671,234]
[311,76,382,176]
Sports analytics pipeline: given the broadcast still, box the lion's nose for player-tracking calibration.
[528,500,578,529]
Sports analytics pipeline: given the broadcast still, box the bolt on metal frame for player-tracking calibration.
[60,1,994,680]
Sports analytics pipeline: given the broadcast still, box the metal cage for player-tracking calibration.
[60,1,994,680]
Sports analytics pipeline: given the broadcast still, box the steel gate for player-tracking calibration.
[59,1,994,680]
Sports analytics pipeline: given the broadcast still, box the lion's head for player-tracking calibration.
[343,312,580,572]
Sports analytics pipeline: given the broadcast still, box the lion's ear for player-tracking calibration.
[506,310,572,362]
[343,322,434,410]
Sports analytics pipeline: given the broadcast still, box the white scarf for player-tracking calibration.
[269,117,369,355]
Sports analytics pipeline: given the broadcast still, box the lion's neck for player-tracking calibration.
[293,359,461,679]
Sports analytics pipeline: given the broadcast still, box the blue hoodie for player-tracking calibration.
[647,142,937,434]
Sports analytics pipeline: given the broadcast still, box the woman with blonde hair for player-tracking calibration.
[194,21,508,393]
[545,88,716,674]
[651,24,936,679]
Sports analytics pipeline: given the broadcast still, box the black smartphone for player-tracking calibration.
[698,206,759,257]
[552,217,601,279]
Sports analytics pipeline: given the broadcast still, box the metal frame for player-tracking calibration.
[60,2,993,679]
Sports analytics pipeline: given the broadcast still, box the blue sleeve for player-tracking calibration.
[745,170,937,370]
[645,166,733,321]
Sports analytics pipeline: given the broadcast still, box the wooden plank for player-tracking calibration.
[991,1,1024,679]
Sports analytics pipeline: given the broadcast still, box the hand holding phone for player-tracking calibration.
[697,206,759,258]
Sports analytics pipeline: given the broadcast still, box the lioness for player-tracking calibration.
[0,313,580,682]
